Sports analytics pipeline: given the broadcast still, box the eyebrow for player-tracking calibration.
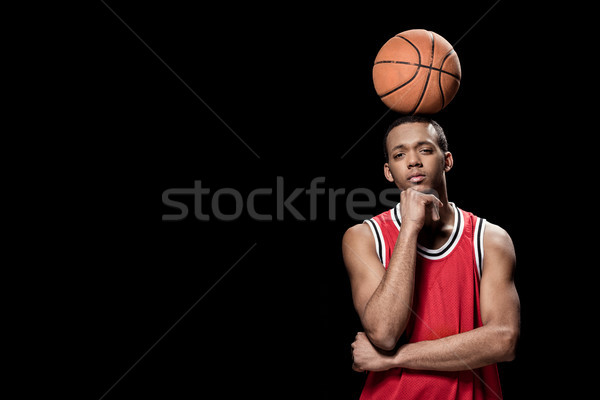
[390,141,434,152]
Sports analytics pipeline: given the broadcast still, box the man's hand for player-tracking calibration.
[351,332,397,372]
[400,188,443,232]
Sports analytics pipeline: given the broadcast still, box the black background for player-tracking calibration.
[27,1,587,399]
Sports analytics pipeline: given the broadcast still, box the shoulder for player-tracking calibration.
[343,223,374,247]
[482,222,516,276]
[483,222,515,258]
[342,223,378,268]
[342,223,385,284]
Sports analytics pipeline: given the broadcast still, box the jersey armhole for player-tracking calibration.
[363,219,386,267]
[474,218,486,279]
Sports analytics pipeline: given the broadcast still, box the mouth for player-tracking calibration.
[408,174,426,183]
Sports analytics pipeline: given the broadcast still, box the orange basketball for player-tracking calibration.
[372,29,461,115]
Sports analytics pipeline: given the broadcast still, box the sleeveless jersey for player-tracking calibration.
[360,203,502,400]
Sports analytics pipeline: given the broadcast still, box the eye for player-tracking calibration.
[393,152,404,159]
[420,148,433,154]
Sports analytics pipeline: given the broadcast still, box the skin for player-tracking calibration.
[342,122,520,372]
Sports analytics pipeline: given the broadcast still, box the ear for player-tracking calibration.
[444,152,454,172]
[384,163,395,182]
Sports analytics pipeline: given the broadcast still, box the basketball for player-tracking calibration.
[373,29,461,115]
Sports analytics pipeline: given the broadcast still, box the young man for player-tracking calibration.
[342,116,520,399]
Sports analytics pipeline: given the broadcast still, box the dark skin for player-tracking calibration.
[342,122,520,371]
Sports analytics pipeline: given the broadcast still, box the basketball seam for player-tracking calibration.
[410,31,435,114]
[438,49,458,108]
[374,60,460,81]
[376,35,422,99]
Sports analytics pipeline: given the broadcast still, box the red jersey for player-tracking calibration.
[360,203,502,400]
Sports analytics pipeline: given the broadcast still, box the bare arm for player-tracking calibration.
[343,189,442,350]
[351,222,520,371]
[343,223,418,351]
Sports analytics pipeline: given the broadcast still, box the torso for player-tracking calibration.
[359,203,502,400]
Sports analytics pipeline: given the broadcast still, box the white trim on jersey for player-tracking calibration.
[392,203,401,231]
[474,218,486,279]
[417,204,463,260]
[367,203,481,266]
[363,218,386,267]
[393,202,463,261]
[372,219,387,267]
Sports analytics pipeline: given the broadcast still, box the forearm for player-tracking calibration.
[362,229,418,350]
[391,325,517,371]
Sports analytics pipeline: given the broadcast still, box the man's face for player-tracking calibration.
[384,122,452,193]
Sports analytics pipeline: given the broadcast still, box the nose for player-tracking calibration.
[407,153,422,169]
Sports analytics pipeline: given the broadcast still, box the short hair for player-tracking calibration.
[383,115,448,162]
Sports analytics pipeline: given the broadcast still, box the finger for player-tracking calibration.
[430,201,440,221]
[415,188,442,205]
[423,193,442,206]
[352,363,364,372]
[422,194,443,221]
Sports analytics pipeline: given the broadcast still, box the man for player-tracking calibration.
[342,116,520,399]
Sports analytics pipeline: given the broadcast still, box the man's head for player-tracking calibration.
[383,116,453,194]
[383,116,448,162]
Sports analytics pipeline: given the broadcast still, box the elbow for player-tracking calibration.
[366,329,400,352]
[496,327,519,362]
[372,337,397,352]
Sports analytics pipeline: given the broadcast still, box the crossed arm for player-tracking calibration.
[342,219,520,372]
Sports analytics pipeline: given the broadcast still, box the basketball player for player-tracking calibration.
[342,116,520,399]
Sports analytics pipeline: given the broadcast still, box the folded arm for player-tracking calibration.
[351,222,520,372]
[343,222,419,351]
[343,190,442,351]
